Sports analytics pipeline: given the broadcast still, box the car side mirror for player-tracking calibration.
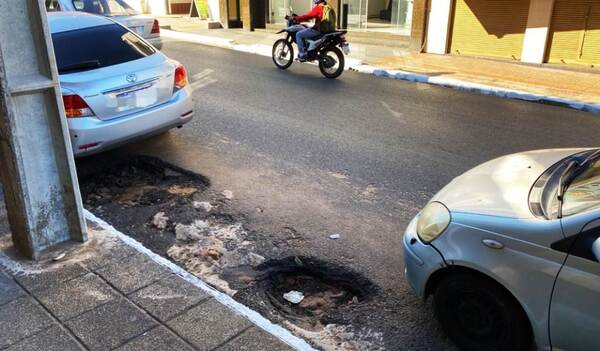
[593,237,600,263]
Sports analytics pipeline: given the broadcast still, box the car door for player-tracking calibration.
[550,218,600,350]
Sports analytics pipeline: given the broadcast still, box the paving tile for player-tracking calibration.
[14,263,88,292]
[0,297,55,348]
[114,326,194,351]
[216,326,294,351]
[96,254,170,294]
[81,242,138,271]
[0,269,25,306]
[34,273,119,321]
[167,299,252,351]
[65,298,157,351]
[129,275,209,322]
[5,325,84,351]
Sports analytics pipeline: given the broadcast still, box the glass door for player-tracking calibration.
[342,0,368,30]
[390,0,412,34]
[270,0,290,24]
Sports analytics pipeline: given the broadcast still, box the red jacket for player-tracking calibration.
[296,3,324,30]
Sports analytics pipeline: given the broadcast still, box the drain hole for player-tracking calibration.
[254,256,378,323]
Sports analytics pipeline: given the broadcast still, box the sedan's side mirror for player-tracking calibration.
[593,237,600,263]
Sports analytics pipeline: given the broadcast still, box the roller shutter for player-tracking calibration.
[450,0,530,60]
[547,0,600,66]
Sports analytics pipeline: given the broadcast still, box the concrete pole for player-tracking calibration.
[0,0,87,260]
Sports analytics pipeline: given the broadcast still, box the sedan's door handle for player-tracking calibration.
[482,239,504,249]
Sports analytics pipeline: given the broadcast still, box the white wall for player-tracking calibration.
[123,0,144,12]
[521,0,555,64]
[146,0,168,14]
[208,0,219,21]
[425,0,452,54]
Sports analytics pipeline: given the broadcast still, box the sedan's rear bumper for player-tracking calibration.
[69,86,193,157]
[403,216,446,297]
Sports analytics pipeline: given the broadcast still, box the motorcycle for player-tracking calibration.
[271,12,350,79]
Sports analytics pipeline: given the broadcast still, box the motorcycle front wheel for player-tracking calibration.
[319,46,345,79]
[272,39,294,70]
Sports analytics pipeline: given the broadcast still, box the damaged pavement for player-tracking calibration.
[77,155,426,351]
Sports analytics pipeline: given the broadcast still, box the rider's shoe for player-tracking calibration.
[296,53,307,62]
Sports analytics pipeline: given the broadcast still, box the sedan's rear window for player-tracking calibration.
[52,24,155,74]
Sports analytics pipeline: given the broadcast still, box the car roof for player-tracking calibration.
[48,12,115,34]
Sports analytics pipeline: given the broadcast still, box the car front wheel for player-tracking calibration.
[433,272,532,351]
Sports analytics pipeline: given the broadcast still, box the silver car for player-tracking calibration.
[46,0,162,50]
[404,148,600,351]
[49,12,193,156]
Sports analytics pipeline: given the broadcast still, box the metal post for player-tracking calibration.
[0,0,87,260]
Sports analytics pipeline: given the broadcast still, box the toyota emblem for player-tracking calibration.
[126,73,137,83]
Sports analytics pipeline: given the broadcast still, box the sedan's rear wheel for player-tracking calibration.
[433,272,532,351]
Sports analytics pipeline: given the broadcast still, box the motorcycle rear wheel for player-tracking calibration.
[272,39,294,70]
[318,46,345,79]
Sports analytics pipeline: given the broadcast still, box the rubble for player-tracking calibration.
[167,185,198,196]
[193,201,213,212]
[167,219,265,296]
[151,212,169,230]
[222,190,234,199]
[247,252,265,267]
[283,290,305,304]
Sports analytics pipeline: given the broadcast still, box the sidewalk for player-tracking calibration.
[0,206,309,350]
[156,16,408,63]
[157,16,600,112]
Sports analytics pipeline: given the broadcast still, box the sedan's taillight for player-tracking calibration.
[174,65,188,91]
[151,19,160,34]
[63,94,94,118]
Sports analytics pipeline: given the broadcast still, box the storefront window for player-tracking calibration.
[342,0,412,34]
[268,0,411,35]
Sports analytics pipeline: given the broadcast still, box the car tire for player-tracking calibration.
[433,272,532,351]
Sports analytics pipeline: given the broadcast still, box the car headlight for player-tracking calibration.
[416,202,451,243]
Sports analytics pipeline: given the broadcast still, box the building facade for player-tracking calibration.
[423,0,600,67]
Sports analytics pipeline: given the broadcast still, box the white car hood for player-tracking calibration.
[432,149,590,219]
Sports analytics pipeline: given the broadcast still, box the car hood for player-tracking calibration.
[432,148,590,219]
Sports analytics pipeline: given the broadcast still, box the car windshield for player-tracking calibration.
[72,0,139,16]
[561,158,600,217]
[530,150,600,219]
[52,24,155,74]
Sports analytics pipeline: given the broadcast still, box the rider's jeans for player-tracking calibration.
[296,28,320,56]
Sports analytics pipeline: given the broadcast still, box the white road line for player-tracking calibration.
[191,77,218,91]
[380,101,403,119]
[83,210,316,351]
[190,69,214,81]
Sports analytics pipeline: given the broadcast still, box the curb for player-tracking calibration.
[162,29,600,114]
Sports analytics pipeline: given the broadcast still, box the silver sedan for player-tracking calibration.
[404,148,600,351]
[46,0,162,49]
[49,12,193,156]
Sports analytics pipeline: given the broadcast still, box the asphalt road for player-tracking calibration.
[81,39,600,350]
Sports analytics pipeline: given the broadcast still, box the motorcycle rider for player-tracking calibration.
[289,0,326,61]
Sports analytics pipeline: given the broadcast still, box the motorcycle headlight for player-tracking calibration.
[416,202,451,243]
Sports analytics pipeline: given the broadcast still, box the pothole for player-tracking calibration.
[232,256,378,329]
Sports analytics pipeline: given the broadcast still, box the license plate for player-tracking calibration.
[111,84,158,111]
[341,43,351,55]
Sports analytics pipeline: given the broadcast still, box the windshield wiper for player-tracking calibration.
[557,149,600,218]
[59,60,100,73]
